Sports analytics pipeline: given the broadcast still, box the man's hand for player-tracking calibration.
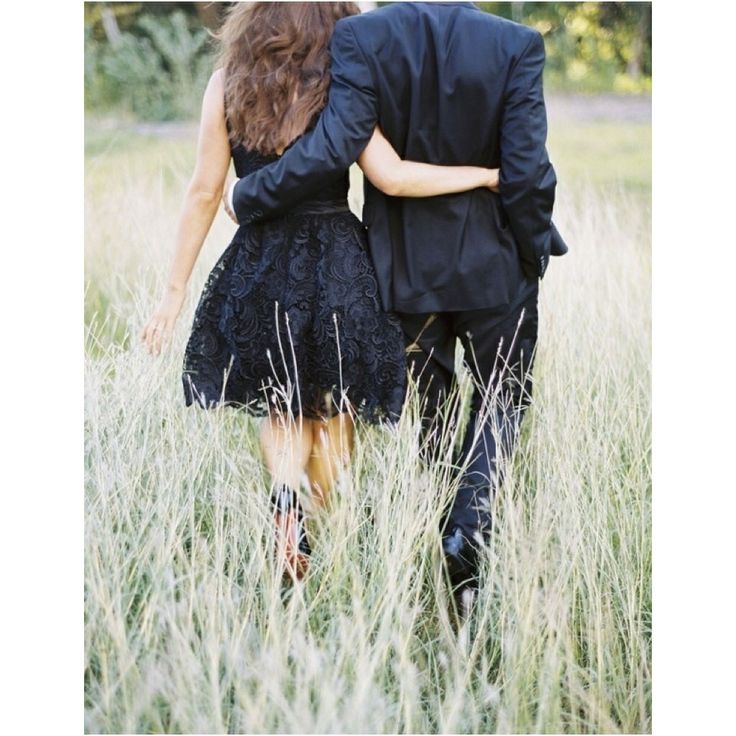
[222,176,239,224]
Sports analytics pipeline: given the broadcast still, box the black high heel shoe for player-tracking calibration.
[270,485,311,580]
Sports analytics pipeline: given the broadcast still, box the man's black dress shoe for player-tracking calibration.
[441,525,480,591]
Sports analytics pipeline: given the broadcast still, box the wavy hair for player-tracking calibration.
[215,2,361,155]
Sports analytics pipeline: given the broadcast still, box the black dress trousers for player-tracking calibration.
[395,278,540,544]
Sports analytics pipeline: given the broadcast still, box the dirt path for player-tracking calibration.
[546,93,650,123]
[119,93,650,140]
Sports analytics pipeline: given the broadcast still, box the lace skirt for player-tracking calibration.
[182,207,407,423]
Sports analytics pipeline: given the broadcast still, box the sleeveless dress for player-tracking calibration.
[181,138,407,424]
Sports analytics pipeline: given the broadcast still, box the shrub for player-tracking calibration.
[86,10,215,121]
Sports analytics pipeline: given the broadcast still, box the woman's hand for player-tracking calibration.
[145,69,231,358]
[141,287,186,357]
[487,168,500,192]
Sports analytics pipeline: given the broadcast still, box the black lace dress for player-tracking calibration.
[181,141,407,423]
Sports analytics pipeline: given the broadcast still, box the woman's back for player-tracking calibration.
[229,136,350,217]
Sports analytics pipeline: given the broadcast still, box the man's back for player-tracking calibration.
[355,2,525,167]
[344,2,562,313]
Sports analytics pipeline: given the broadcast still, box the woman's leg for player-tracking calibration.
[306,412,355,509]
[260,411,314,489]
[260,411,315,577]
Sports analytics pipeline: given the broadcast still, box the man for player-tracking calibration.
[224,1,568,607]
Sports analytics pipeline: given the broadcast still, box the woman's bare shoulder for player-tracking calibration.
[209,67,225,91]
[201,68,226,115]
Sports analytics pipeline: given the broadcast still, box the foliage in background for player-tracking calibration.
[477,1,652,93]
[85,5,216,120]
[85,1,652,123]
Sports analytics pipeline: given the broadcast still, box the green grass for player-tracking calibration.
[548,120,651,195]
[84,110,651,733]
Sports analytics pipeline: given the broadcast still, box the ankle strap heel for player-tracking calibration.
[270,484,312,557]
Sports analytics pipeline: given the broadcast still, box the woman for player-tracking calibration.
[141,2,501,581]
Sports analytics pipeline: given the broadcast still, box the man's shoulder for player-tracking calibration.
[473,14,545,67]
[339,5,540,43]
[335,3,398,34]
[475,11,541,45]
[335,4,542,63]
[332,4,404,55]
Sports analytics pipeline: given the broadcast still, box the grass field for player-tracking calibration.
[84,100,651,734]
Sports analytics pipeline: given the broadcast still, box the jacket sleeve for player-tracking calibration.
[499,30,559,280]
[232,19,378,225]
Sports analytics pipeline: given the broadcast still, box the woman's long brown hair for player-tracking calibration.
[215,2,361,155]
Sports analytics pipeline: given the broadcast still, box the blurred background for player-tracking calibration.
[84,1,651,121]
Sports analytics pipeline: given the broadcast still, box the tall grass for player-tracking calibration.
[84,124,651,733]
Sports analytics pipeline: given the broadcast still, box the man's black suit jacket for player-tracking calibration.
[232,1,568,313]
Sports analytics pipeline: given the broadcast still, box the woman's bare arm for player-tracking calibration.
[357,126,499,197]
[141,68,232,356]
[164,68,232,292]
